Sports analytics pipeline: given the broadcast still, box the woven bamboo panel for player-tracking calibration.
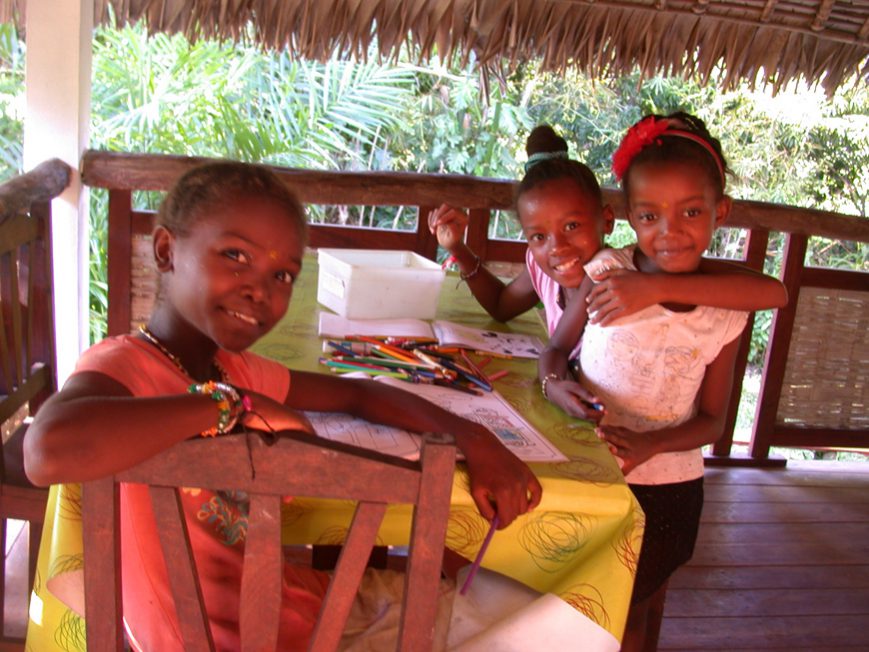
[777,286,869,430]
[130,233,158,333]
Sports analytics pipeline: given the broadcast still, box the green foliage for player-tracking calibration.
[0,21,865,350]
[0,23,23,181]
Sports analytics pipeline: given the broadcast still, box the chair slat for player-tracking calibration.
[399,434,455,650]
[310,501,387,652]
[150,485,215,652]
[7,248,22,388]
[82,478,124,651]
[0,250,15,392]
[240,493,282,652]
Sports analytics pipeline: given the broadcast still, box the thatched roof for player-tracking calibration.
[6,1,868,94]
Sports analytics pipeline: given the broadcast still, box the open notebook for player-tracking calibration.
[318,312,545,359]
[305,375,567,463]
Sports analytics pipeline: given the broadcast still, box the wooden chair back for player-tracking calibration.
[82,429,456,651]
[0,159,70,644]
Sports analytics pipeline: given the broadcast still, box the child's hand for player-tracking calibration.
[427,203,469,252]
[239,391,316,435]
[586,269,661,326]
[595,425,656,476]
[546,379,605,423]
[460,427,543,529]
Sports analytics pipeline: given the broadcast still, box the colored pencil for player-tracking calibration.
[486,369,509,381]
[431,378,483,396]
[461,349,492,385]
[459,515,500,595]
[331,355,431,371]
[474,350,513,359]
[319,358,408,378]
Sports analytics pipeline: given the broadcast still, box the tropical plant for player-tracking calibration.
[0,23,24,181]
[0,20,865,350]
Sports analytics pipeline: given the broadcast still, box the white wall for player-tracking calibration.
[23,0,93,384]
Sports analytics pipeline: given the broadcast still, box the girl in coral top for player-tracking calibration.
[24,161,542,651]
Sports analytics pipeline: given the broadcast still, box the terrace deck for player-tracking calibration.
[660,460,869,651]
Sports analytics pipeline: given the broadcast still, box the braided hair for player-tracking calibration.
[516,125,602,209]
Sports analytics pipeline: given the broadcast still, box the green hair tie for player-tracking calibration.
[524,150,569,172]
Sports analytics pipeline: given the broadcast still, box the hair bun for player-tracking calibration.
[526,125,568,156]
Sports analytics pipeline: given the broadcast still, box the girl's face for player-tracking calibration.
[518,177,614,289]
[159,196,305,352]
[626,161,731,274]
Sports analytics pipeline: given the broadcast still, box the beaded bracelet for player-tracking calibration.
[540,373,559,400]
[460,255,482,282]
[188,381,246,437]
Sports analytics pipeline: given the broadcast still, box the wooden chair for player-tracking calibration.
[0,160,70,646]
[82,429,456,651]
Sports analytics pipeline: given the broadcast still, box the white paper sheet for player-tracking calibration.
[306,376,567,463]
[448,567,620,652]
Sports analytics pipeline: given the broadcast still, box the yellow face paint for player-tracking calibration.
[269,250,278,260]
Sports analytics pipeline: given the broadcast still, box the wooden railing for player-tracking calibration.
[80,150,869,464]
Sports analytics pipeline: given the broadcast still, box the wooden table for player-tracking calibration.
[251,253,642,643]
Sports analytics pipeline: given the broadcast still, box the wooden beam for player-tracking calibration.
[800,267,869,291]
[770,427,869,449]
[811,0,836,32]
[80,150,515,210]
[760,0,778,23]
[0,159,71,223]
[82,151,869,244]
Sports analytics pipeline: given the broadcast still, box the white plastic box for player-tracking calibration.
[316,249,446,320]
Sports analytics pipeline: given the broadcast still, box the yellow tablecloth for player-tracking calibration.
[26,253,642,650]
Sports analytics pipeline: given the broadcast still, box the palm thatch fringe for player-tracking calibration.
[2,1,866,94]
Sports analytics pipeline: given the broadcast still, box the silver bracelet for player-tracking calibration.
[460,255,482,281]
[541,373,559,399]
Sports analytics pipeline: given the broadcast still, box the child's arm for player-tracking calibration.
[596,336,741,475]
[428,204,539,321]
[587,260,787,326]
[537,277,604,423]
[23,372,313,486]
[284,370,543,528]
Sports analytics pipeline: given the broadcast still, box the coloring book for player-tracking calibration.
[306,375,566,463]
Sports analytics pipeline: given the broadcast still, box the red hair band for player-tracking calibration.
[612,116,726,186]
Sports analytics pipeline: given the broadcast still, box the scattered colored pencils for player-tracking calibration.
[321,339,504,396]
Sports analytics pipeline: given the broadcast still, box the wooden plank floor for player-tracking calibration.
[659,460,869,651]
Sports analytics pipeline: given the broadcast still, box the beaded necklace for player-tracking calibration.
[138,326,228,383]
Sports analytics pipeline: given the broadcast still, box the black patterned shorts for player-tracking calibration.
[629,477,704,604]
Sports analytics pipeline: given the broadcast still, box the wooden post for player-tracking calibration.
[708,228,769,462]
[750,233,808,460]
